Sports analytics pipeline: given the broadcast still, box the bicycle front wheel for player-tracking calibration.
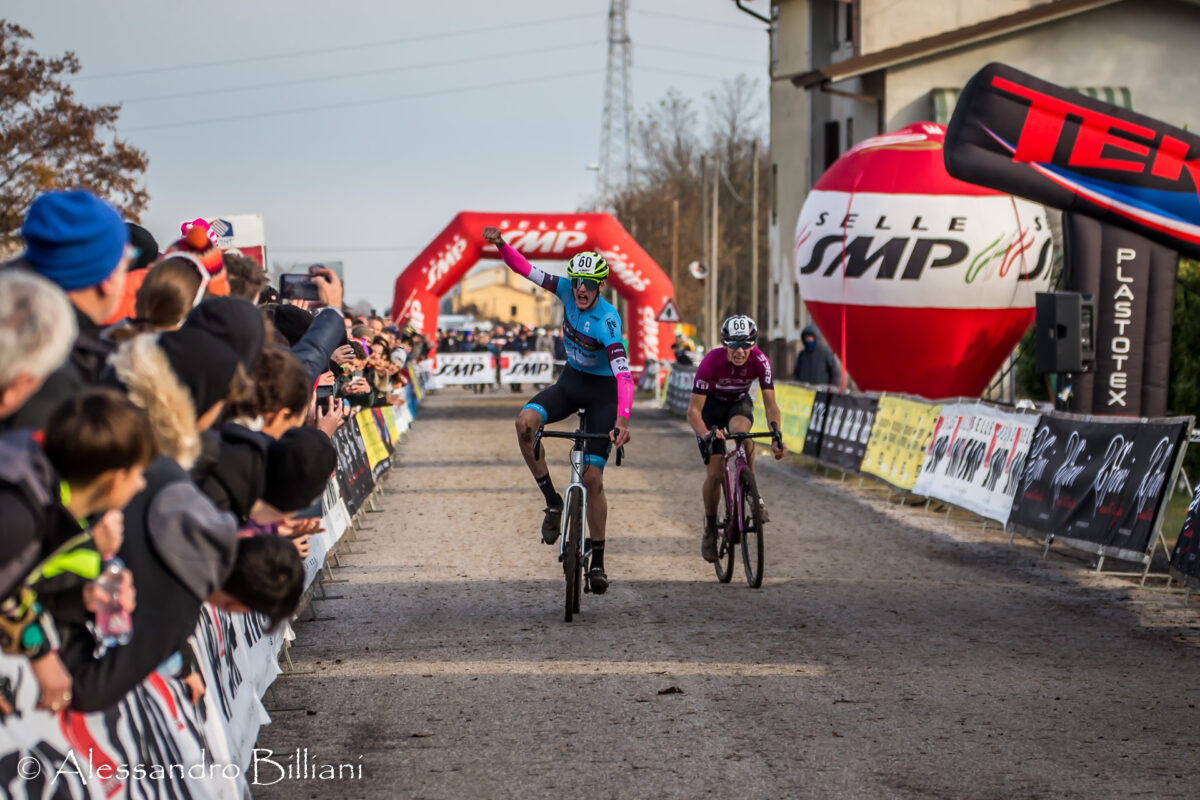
[713,483,735,583]
[564,492,584,621]
[740,470,764,588]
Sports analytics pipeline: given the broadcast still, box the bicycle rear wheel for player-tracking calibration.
[713,486,735,583]
[564,492,583,621]
[740,471,764,588]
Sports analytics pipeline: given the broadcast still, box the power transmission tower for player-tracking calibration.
[598,0,632,203]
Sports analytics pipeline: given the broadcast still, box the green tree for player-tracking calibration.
[0,20,147,251]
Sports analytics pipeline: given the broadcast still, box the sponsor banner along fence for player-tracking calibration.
[913,403,1038,526]
[658,375,1192,563]
[432,352,496,386]
[1169,484,1200,588]
[499,351,554,386]
[804,392,878,471]
[1010,413,1189,563]
[861,396,942,492]
[0,383,427,798]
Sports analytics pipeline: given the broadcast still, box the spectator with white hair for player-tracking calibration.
[0,270,78,419]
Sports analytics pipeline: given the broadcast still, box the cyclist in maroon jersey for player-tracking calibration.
[687,315,786,562]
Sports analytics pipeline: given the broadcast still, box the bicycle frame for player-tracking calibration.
[559,439,590,566]
[720,440,752,542]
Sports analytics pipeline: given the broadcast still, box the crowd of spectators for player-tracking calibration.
[0,189,410,716]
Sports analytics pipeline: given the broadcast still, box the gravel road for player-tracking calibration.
[254,390,1199,800]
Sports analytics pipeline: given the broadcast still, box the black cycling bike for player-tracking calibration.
[533,411,624,622]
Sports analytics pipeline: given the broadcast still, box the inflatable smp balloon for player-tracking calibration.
[793,122,1053,399]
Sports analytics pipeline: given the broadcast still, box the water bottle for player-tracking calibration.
[93,558,133,648]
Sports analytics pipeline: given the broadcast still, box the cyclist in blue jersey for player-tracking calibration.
[482,226,634,594]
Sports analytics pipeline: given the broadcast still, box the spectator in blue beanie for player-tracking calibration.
[1,190,133,431]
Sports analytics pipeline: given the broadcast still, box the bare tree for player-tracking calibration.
[0,20,148,249]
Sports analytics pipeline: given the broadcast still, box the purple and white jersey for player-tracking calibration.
[692,347,774,403]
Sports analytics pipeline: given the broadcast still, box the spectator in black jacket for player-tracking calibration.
[792,324,841,387]
[3,190,133,430]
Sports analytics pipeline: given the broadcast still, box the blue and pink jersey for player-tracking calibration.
[692,347,774,403]
[497,241,634,417]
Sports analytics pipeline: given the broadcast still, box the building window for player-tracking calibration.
[770,163,778,223]
[793,283,801,325]
[824,120,840,171]
[510,305,518,317]
[846,116,854,151]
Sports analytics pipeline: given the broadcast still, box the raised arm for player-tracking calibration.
[483,227,559,292]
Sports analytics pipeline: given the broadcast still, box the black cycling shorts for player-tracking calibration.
[701,394,755,432]
[523,365,616,469]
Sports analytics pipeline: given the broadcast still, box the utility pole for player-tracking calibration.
[671,198,679,293]
[700,154,708,346]
[597,0,633,203]
[710,153,720,349]
[750,139,760,324]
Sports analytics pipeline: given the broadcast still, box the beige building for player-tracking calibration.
[448,262,561,328]
[757,0,1200,364]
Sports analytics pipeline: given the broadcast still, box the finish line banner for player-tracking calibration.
[913,403,1038,525]
[861,396,942,491]
[1009,413,1188,561]
[499,351,553,385]
[433,352,497,385]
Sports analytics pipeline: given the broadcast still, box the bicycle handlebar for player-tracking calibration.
[533,426,625,466]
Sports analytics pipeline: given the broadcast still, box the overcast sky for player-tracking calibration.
[14,0,770,309]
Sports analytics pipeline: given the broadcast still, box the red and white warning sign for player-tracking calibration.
[656,298,682,323]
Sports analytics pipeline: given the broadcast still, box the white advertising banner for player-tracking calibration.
[499,351,553,385]
[432,352,496,385]
[912,402,1040,525]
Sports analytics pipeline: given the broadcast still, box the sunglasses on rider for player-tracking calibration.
[570,277,601,291]
[724,340,754,351]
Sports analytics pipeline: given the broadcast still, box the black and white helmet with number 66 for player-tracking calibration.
[720,315,758,346]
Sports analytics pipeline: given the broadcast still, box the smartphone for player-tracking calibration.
[315,385,334,413]
[280,273,322,302]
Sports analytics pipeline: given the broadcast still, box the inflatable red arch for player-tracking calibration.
[391,212,675,370]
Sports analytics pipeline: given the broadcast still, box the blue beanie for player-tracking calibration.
[21,190,128,291]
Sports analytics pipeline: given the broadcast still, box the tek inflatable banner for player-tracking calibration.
[499,351,554,385]
[802,392,878,471]
[433,353,497,385]
[1169,484,1200,588]
[753,383,817,454]
[861,396,942,491]
[912,403,1037,525]
[1009,413,1188,561]
[945,63,1200,260]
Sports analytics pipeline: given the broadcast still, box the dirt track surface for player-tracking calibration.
[256,390,1199,800]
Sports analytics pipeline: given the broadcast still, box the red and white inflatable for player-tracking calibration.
[794,123,1053,399]
[392,212,674,370]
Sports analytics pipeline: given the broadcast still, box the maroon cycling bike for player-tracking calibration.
[706,424,780,588]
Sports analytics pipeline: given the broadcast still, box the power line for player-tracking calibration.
[123,69,604,131]
[630,9,766,32]
[117,41,600,104]
[639,43,763,66]
[77,12,602,82]
[635,64,738,82]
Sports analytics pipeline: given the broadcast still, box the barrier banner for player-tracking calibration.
[656,363,671,406]
[912,403,1038,524]
[371,407,394,454]
[333,422,374,515]
[861,396,942,491]
[1169,483,1200,588]
[433,352,496,385]
[354,411,390,480]
[382,406,402,444]
[664,364,696,416]
[804,392,877,470]
[499,351,554,385]
[753,382,817,454]
[1009,413,1188,560]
